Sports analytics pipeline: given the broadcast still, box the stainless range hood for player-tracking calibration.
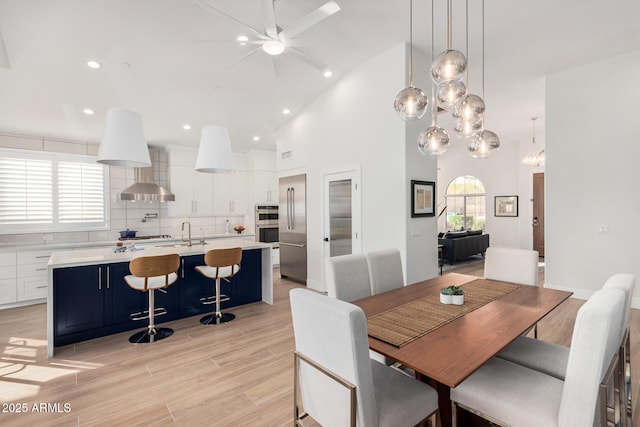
[120,148,175,202]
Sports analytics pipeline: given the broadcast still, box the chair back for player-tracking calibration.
[326,253,372,302]
[204,247,242,268]
[558,288,625,426]
[602,273,636,345]
[129,253,180,290]
[366,248,404,295]
[484,247,539,286]
[290,288,378,427]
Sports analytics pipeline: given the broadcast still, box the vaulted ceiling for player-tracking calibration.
[0,0,638,153]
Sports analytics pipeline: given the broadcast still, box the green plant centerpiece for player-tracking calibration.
[440,285,464,305]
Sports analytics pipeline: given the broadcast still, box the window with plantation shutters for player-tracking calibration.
[58,162,105,223]
[0,148,109,234]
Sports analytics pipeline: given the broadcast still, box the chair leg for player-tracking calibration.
[200,277,235,325]
[129,290,173,343]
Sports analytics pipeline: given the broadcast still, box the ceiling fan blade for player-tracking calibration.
[288,47,327,71]
[261,0,278,39]
[0,28,10,69]
[225,47,261,69]
[279,1,341,41]
[193,0,270,42]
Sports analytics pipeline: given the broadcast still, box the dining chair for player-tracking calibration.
[484,246,539,336]
[365,248,404,295]
[326,253,372,302]
[290,288,439,427]
[451,288,625,427]
[495,273,635,426]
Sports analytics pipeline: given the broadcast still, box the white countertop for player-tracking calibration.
[48,238,271,268]
[0,233,256,253]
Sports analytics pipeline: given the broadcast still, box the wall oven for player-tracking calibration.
[255,205,279,244]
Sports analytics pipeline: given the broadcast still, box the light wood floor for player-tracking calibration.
[0,263,638,426]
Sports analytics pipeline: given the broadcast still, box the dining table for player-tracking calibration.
[352,272,573,427]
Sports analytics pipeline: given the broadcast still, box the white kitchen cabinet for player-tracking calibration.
[17,249,51,301]
[167,147,214,217]
[213,171,248,216]
[253,170,278,204]
[0,252,17,305]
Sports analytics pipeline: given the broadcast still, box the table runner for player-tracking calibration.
[366,279,519,348]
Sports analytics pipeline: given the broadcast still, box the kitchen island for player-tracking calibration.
[47,239,272,357]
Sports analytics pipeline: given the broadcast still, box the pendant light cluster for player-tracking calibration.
[396,0,500,159]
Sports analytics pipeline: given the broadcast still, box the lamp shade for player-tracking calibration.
[195,125,233,173]
[97,108,151,167]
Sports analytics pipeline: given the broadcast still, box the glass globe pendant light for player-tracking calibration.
[453,94,485,124]
[467,129,499,158]
[418,0,449,157]
[453,117,483,139]
[437,80,467,111]
[394,0,427,121]
[430,0,467,86]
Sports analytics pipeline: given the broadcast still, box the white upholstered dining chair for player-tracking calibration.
[326,253,372,302]
[290,288,439,427]
[365,248,404,295]
[484,246,540,336]
[451,288,625,427]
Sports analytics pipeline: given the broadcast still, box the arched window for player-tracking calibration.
[445,175,486,230]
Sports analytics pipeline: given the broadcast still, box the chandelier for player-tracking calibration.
[522,117,545,167]
[404,0,499,158]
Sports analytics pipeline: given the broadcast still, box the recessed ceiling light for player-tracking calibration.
[87,60,101,69]
[237,35,249,45]
[323,70,333,78]
[183,124,192,130]
[253,136,260,142]
[282,108,291,115]
[263,40,285,55]
[83,109,94,115]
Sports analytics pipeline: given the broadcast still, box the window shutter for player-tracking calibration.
[58,162,105,223]
[0,156,53,225]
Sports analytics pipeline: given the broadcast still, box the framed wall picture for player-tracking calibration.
[411,180,435,217]
[495,195,519,217]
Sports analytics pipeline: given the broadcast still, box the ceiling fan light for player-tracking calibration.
[195,125,234,173]
[97,108,151,167]
[262,40,285,55]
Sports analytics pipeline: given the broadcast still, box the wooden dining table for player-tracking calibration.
[352,272,573,427]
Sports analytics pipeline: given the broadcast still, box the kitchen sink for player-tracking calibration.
[154,242,208,248]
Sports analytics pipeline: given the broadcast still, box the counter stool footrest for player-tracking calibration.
[199,295,230,305]
[129,307,168,321]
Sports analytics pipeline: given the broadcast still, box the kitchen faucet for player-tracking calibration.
[181,221,192,246]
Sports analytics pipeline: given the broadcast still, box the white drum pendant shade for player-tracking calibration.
[195,125,233,173]
[97,108,151,167]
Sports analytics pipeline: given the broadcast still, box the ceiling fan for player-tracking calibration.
[194,0,340,75]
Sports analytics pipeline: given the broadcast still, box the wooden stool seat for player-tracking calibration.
[196,247,242,325]
[124,253,180,343]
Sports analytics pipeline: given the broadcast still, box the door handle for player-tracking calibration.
[532,217,539,227]
[323,237,329,242]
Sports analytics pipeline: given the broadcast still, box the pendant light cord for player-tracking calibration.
[481,0,485,100]
[446,0,452,50]
[409,0,414,87]
[465,0,469,87]
[431,0,437,125]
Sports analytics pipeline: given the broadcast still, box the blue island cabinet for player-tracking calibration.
[52,249,263,347]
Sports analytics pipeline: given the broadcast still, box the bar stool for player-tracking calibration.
[124,253,180,343]
[195,247,242,325]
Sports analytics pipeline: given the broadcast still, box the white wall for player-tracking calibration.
[436,118,522,248]
[546,50,640,306]
[277,43,439,291]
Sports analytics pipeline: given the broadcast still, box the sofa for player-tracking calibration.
[438,230,490,264]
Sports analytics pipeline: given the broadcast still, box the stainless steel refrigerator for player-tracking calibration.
[279,174,307,283]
